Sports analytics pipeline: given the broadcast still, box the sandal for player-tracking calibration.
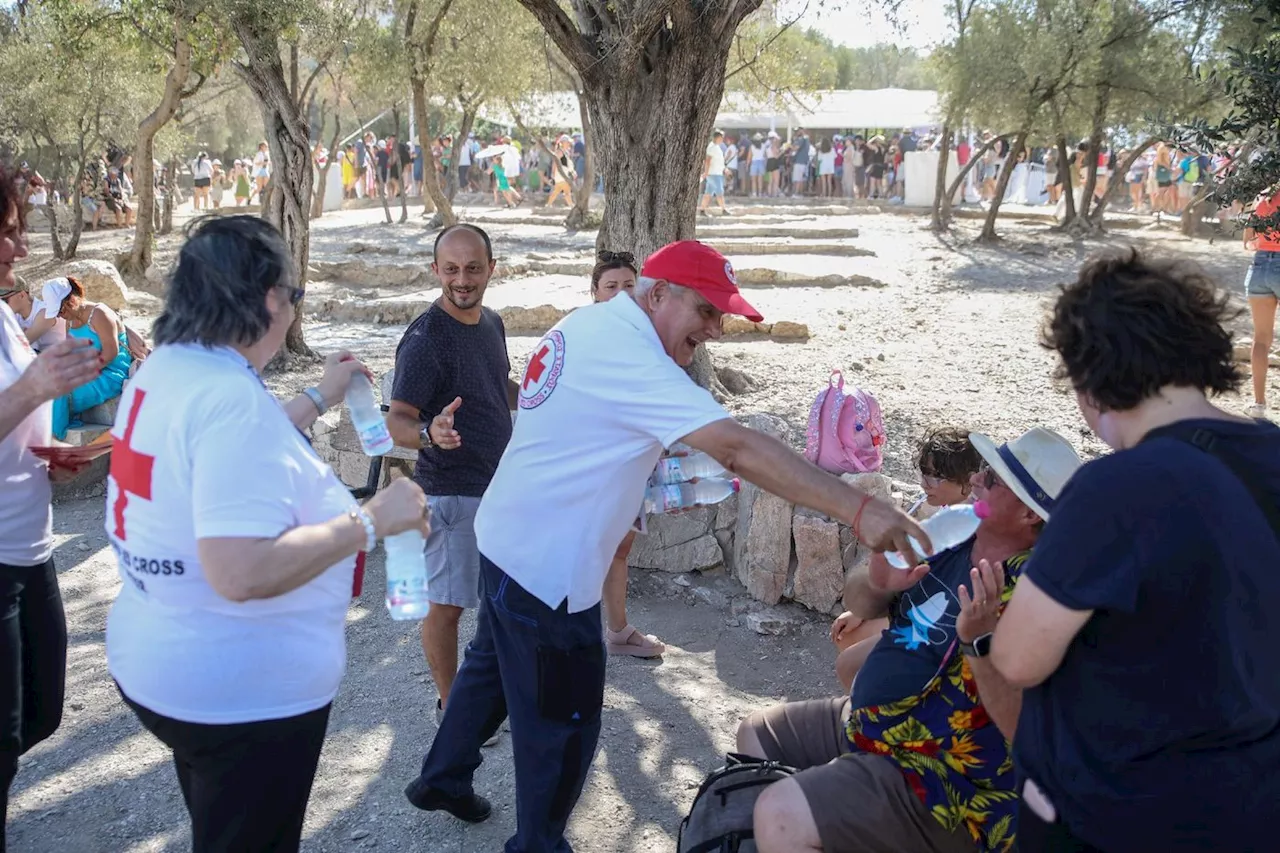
[606,625,666,658]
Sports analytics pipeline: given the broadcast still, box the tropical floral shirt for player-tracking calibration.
[845,551,1030,853]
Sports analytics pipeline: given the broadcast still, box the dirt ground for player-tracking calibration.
[7,198,1273,852]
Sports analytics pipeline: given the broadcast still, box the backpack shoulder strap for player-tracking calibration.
[1142,422,1280,543]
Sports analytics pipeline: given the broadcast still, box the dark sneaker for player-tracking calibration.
[404,777,492,823]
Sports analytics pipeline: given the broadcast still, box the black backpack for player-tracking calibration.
[677,754,796,853]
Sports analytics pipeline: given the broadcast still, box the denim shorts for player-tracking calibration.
[704,174,725,197]
[1245,251,1280,298]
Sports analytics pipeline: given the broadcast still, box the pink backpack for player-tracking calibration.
[804,370,885,474]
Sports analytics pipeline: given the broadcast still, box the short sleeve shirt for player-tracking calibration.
[793,137,811,165]
[391,304,512,498]
[1015,419,1280,851]
[105,344,358,724]
[706,142,726,175]
[474,295,729,612]
[0,303,52,566]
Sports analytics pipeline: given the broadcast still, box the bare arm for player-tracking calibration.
[957,559,1025,739]
[284,352,373,432]
[386,399,426,450]
[682,418,930,560]
[0,338,101,441]
[199,478,427,602]
[23,313,56,344]
[89,305,120,364]
[967,657,1022,741]
[991,575,1092,689]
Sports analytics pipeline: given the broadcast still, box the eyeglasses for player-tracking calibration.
[978,462,1006,490]
[597,250,635,265]
[277,285,305,306]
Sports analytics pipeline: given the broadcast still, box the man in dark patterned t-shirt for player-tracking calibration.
[386,224,518,750]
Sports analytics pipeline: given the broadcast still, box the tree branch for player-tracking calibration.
[514,0,596,77]
[725,3,804,82]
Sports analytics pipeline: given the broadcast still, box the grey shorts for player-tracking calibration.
[1246,251,1280,299]
[425,495,482,609]
[745,697,974,853]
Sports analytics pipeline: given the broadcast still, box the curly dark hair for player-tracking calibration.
[915,427,982,484]
[0,165,27,232]
[1042,248,1241,412]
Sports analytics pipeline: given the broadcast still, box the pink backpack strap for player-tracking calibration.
[804,370,844,464]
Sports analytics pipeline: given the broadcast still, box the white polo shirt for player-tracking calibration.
[474,294,729,613]
[0,303,52,567]
[105,344,358,724]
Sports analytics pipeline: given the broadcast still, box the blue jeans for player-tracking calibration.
[1246,250,1280,298]
[416,555,605,853]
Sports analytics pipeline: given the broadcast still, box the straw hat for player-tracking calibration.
[968,427,1083,521]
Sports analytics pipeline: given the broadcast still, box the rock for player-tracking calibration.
[63,260,129,313]
[499,304,570,335]
[77,541,92,552]
[841,471,893,506]
[725,617,742,628]
[770,321,810,339]
[714,493,738,531]
[746,607,802,635]
[1233,341,1252,362]
[628,532,724,574]
[721,316,761,336]
[791,513,844,612]
[733,415,794,604]
[716,365,757,395]
[308,259,429,288]
[672,574,692,588]
[351,829,371,841]
[693,586,730,609]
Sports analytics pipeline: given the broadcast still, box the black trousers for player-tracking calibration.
[1018,801,1108,853]
[121,689,331,853]
[0,558,67,853]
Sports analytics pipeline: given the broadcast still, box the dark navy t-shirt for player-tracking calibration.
[391,303,512,498]
[1016,418,1280,851]
[851,540,976,709]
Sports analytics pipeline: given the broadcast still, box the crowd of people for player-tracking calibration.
[1,140,1279,853]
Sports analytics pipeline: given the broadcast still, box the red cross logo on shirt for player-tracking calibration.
[523,345,550,390]
[518,331,565,410]
[108,390,154,541]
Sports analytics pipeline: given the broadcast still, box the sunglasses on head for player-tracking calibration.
[597,250,635,265]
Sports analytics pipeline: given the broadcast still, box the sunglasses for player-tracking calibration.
[278,285,305,306]
[978,462,1006,490]
[597,250,635,265]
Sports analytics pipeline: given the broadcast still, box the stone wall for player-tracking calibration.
[314,407,923,617]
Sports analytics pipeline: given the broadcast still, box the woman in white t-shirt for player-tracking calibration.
[190,152,214,211]
[0,168,104,846]
[817,138,837,197]
[104,215,429,851]
[252,141,271,199]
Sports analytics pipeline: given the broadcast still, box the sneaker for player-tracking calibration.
[404,776,492,823]
[436,701,501,748]
[1245,403,1267,420]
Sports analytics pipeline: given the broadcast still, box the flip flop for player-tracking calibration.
[606,625,666,658]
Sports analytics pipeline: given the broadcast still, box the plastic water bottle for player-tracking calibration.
[651,451,728,485]
[645,477,740,514]
[384,530,430,620]
[886,500,990,568]
[346,373,394,456]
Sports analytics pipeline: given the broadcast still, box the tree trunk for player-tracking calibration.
[412,79,456,229]
[449,105,477,201]
[65,178,84,259]
[120,19,192,278]
[379,173,393,223]
[1076,92,1108,223]
[233,15,316,359]
[161,155,178,235]
[978,129,1028,242]
[941,133,1008,227]
[931,123,953,231]
[311,108,341,220]
[1088,138,1156,229]
[566,88,596,231]
[44,199,64,260]
[1056,135,1076,224]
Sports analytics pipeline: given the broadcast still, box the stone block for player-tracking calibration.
[79,396,120,427]
[715,493,739,531]
[693,586,730,609]
[745,607,803,636]
[733,415,794,604]
[499,304,570,335]
[841,471,893,506]
[62,260,129,313]
[636,506,714,549]
[770,321,810,339]
[791,513,843,613]
[63,425,110,448]
[627,532,724,574]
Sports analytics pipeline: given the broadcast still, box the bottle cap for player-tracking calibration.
[973,499,990,519]
[731,478,741,492]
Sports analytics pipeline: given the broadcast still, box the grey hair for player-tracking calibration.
[152,215,295,348]
[634,275,689,300]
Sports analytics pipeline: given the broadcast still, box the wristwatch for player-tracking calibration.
[959,632,994,658]
[418,422,434,449]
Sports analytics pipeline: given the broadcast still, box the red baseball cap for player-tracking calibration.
[640,241,764,322]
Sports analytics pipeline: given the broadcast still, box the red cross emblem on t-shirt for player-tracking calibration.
[108,390,155,541]
[518,330,565,410]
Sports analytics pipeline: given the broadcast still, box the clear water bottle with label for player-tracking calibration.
[886,500,990,568]
[346,373,394,456]
[645,477,740,514]
[651,451,728,486]
[384,529,430,620]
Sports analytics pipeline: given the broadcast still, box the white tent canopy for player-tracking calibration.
[476,88,940,135]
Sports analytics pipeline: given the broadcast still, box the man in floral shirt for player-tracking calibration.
[737,427,1082,853]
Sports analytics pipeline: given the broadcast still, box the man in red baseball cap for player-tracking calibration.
[405,237,930,853]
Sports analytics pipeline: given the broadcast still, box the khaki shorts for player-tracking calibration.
[745,698,975,853]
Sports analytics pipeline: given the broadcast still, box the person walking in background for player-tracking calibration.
[251,142,270,201]
[699,130,730,217]
[105,215,430,853]
[1243,189,1280,419]
[994,249,1280,853]
[385,224,517,752]
[209,160,227,210]
[791,129,811,197]
[766,131,783,198]
[817,137,836,198]
[0,168,104,852]
[190,152,213,212]
[232,160,252,207]
[748,133,765,198]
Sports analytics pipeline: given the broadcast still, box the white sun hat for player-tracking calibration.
[969,427,1083,521]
